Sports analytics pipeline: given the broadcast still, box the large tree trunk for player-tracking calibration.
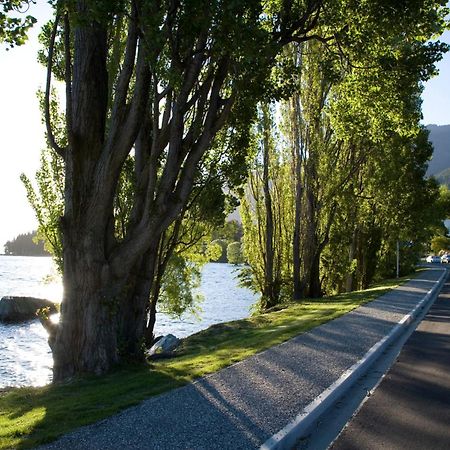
[52,239,119,380]
[303,186,323,298]
[306,206,336,298]
[303,167,317,297]
[308,253,322,298]
[51,10,118,382]
[117,247,158,359]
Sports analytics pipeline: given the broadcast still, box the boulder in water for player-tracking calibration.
[0,296,58,323]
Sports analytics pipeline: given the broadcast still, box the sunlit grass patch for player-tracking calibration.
[0,273,413,449]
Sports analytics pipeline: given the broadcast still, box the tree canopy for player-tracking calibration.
[9,0,450,380]
[240,2,449,308]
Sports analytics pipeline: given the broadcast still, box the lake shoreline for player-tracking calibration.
[0,258,255,388]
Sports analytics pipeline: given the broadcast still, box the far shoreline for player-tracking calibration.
[0,254,52,257]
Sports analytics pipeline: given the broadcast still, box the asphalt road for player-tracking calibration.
[331,274,450,450]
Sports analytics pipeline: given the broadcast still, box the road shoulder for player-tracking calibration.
[330,274,450,450]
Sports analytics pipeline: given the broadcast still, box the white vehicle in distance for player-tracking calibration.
[426,255,441,263]
[441,254,450,264]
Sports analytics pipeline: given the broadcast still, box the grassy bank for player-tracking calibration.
[0,274,413,449]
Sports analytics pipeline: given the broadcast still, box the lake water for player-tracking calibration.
[0,256,256,388]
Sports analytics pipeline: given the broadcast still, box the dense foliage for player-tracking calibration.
[0,0,36,48]
[227,241,244,265]
[240,1,450,309]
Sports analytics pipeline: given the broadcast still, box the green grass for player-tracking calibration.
[0,274,413,449]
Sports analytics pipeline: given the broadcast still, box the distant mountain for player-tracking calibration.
[426,124,450,177]
[435,167,450,188]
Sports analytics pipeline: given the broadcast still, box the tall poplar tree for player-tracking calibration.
[240,103,294,310]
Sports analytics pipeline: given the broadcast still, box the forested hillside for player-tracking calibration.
[3,231,50,256]
[426,124,450,177]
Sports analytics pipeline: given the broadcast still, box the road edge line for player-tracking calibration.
[259,269,448,450]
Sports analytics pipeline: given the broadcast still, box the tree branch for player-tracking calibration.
[64,12,74,149]
[45,11,66,159]
[110,59,233,276]
[107,3,139,146]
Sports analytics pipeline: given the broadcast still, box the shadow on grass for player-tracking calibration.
[1,365,185,449]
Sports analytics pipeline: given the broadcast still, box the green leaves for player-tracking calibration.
[227,241,244,265]
[20,145,64,272]
[0,1,36,48]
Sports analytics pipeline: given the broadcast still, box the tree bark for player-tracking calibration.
[53,240,120,380]
[261,105,277,309]
[345,227,358,292]
[291,92,304,301]
[50,5,124,381]
[308,252,322,298]
[117,246,159,359]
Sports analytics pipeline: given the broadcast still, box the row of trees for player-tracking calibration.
[2,0,449,381]
[240,33,450,309]
[210,219,243,263]
[210,238,244,264]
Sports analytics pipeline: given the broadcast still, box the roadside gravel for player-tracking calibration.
[38,268,444,450]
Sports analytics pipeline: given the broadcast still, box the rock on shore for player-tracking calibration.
[146,334,181,358]
[0,296,58,323]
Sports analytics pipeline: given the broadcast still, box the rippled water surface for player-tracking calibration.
[0,256,255,388]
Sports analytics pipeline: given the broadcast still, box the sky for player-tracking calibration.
[0,2,450,249]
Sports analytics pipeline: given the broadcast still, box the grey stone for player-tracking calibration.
[0,296,58,323]
[146,333,180,357]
